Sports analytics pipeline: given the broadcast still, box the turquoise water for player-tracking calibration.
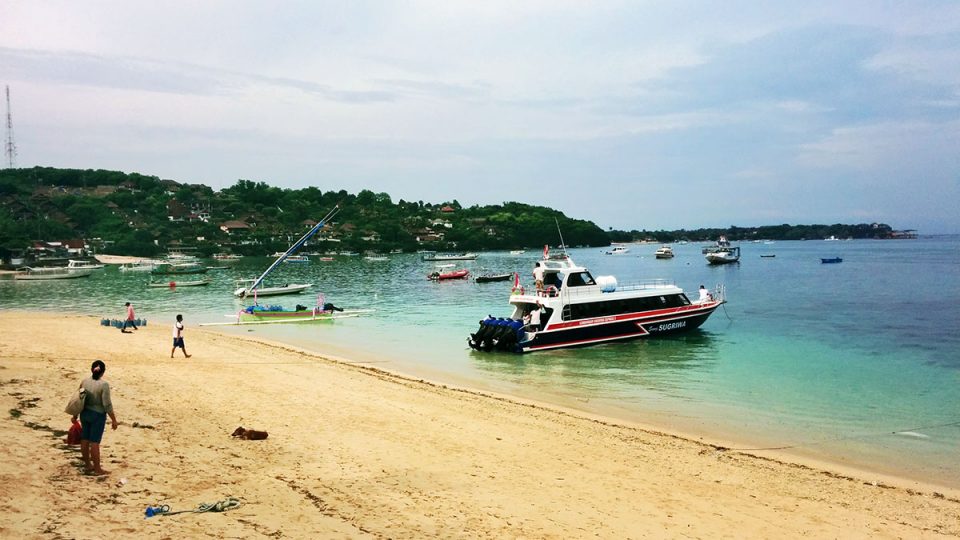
[3,238,959,487]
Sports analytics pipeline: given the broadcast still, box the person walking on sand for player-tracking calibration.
[72,360,119,476]
[171,314,191,358]
[121,302,138,333]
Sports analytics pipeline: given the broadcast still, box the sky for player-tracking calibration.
[1,1,958,232]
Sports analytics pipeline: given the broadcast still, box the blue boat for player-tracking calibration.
[821,257,843,264]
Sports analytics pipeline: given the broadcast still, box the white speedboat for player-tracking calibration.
[468,254,725,353]
[605,245,630,255]
[654,246,674,259]
[703,236,741,265]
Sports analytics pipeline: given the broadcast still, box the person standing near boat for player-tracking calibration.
[171,314,191,358]
[121,302,138,333]
[72,360,119,475]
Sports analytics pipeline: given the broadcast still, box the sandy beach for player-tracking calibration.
[0,312,957,539]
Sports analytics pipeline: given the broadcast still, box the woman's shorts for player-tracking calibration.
[173,337,185,348]
[79,409,107,443]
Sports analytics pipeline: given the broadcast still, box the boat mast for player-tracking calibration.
[4,85,16,169]
[554,217,568,256]
[247,204,341,293]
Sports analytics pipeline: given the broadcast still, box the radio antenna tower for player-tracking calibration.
[5,85,17,168]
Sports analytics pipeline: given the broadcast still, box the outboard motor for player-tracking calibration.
[468,316,497,350]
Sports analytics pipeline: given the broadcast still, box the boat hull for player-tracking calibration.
[519,302,721,352]
[475,274,512,283]
[15,269,93,280]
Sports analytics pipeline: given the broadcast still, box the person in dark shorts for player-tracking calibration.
[171,314,191,358]
[72,360,119,475]
[121,302,138,333]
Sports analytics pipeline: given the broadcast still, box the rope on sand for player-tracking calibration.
[146,497,241,518]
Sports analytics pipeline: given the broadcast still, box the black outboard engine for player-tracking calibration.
[468,317,525,352]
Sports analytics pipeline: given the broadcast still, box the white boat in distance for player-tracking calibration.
[119,260,159,272]
[67,259,105,270]
[704,236,741,265]
[510,250,526,255]
[14,266,93,280]
[605,245,630,255]
[234,279,312,298]
[655,246,675,259]
[421,252,478,261]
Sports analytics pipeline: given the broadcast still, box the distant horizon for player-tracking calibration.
[2,2,957,233]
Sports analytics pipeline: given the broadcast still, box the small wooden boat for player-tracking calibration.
[427,269,470,281]
[821,257,843,264]
[283,255,310,263]
[148,279,212,288]
[475,273,512,283]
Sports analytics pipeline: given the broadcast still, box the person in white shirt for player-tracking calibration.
[170,314,192,358]
[698,285,712,303]
[533,263,545,292]
[524,303,543,331]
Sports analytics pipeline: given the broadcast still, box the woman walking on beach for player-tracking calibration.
[121,302,138,333]
[72,360,119,475]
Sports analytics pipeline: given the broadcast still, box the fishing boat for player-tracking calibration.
[67,259,105,270]
[14,266,93,280]
[152,262,208,275]
[605,245,630,255]
[427,269,469,280]
[703,236,740,265]
[119,260,158,272]
[421,252,478,261]
[475,273,513,283]
[234,206,340,298]
[821,257,843,264]
[148,278,212,288]
[468,253,725,353]
[654,246,674,259]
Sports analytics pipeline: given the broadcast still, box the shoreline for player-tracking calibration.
[1,312,959,537]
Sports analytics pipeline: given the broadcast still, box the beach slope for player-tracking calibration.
[0,313,957,538]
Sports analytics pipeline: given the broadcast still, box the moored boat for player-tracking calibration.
[704,236,740,265]
[234,279,312,298]
[468,254,725,353]
[821,257,843,264]
[475,273,512,283]
[151,262,208,275]
[14,266,93,280]
[283,255,310,263]
[119,260,158,272]
[654,246,674,259]
[422,252,478,261]
[67,259,105,270]
[427,269,469,281]
[148,278,212,288]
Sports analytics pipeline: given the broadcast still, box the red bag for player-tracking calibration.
[66,419,81,445]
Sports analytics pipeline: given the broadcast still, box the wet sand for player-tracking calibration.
[0,312,957,538]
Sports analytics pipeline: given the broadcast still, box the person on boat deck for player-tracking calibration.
[533,263,545,292]
[171,314,191,358]
[121,302,138,333]
[698,285,712,302]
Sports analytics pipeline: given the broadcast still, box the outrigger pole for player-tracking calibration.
[245,204,341,295]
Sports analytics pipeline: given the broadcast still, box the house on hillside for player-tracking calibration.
[220,220,252,234]
[440,205,455,213]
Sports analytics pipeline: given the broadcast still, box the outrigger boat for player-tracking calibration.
[200,294,371,327]
[468,251,725,353]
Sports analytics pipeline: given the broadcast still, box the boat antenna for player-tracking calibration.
[246,204,341,293]
[554,217,568,256]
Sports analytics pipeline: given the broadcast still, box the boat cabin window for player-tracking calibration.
[569,294,690,320]
[565,271,595,287]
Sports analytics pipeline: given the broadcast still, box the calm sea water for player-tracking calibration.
[3,238,959,487]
